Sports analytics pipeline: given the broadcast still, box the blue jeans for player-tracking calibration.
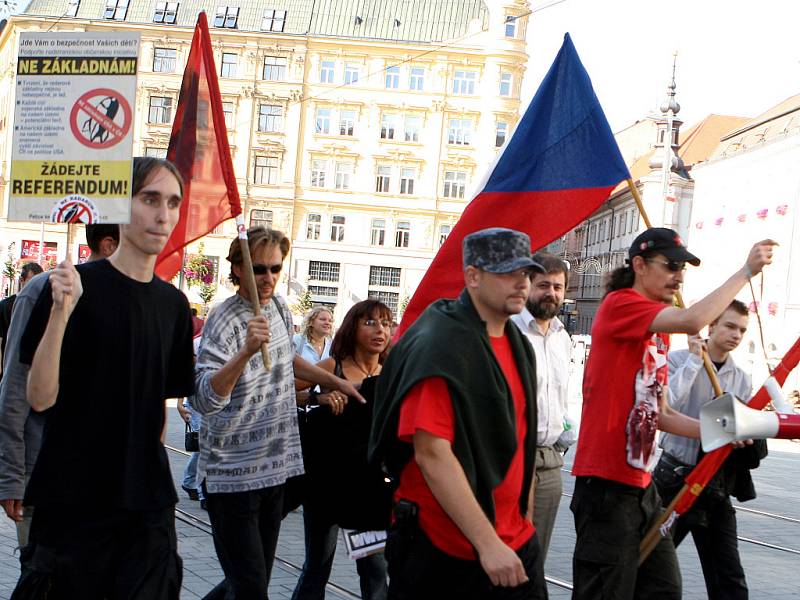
[292,505,387,600]
[181,407,204,500]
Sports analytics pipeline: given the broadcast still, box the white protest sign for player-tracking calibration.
[9,31,139,224]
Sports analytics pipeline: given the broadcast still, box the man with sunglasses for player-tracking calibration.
[570,227,775,600]
[192,226,363,600]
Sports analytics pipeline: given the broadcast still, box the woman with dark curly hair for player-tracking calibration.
[292,300,393,600]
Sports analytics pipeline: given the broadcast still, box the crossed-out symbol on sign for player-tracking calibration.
[69,88,132,150]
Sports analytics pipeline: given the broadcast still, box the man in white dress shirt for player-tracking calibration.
[511,252,572,561]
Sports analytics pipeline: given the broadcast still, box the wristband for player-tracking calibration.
[742,265,754,279]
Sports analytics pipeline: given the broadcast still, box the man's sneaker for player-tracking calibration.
[182,485,199,501]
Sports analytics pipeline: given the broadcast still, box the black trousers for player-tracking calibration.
[385,501,548,600]
[657,479,748,600]
[203,484,284,600]
[12,504,181,600]
[570,477,681,600]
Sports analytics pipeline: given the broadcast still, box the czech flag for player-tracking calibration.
[396,33,629,337]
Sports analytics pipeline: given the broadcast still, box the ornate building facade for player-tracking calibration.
[0,0,530,320]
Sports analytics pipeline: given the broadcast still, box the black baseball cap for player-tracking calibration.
[628,227,700,266]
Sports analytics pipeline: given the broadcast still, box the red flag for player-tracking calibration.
[155,12,241,281]
[673,336,800,516]
[395,34,629,338]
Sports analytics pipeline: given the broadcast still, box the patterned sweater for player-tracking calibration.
[191,293,303,493]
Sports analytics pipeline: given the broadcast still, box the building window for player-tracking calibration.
[370,219,386,246]
[385,65,400,89]
[453,70,476,95]
[344,64,359,85]
[222,101,234,129]
[214,6,239,28]
[443,170,467,199]
[258,104,283,132]
[376,166,391,193]
[499,72,512,97]
[395,221,410,248]
[448,119,473,145]
[495,121,508,147]
[261,8,286,31]
[67,0,81,17]
[335,162,353,190]
[153,1,178,23]
[148,96,173,124]
[438,224,451,247]
[306,213,321,240]
[253,156,279,185]
[103,0,129,20]
[250,209,273,229]
[380,113,398,140]
[404,115,421,142]
[339,110,355,136]
[368,290,399,314]
[144,146,167,158]
[309,260,339,282]
[311,160,327,187]
[315,108,331,134]
[308,285,338,300]
[263,56,287,81]
[505,15,517,38]
[220,52,237,77]
[320,60,335,83]
[369,266,400,287]
[330,215,345,242]
[409,67,425,91]
[153,47,176,73]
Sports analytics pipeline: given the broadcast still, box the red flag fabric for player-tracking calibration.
[395,34,629,338]
[155,12,241,281]
[673,336,800,515]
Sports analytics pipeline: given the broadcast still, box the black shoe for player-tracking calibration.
[182,485,199,501]
[200,499,207,511]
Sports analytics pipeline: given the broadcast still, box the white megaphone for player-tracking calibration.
[700,392,800,452]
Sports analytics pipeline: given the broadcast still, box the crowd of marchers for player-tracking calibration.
[0,156,776,600]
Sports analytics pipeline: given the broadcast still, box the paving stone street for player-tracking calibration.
[1,407,798,599]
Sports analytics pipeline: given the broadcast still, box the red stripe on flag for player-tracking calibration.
[155,12,241,282]
[396,185,617,338]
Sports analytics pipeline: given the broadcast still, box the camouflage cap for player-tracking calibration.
[462,228,544,274]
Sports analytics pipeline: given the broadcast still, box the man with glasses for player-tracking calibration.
[371,227,549,600]
[570,227,775,600]
[192,227,362,599]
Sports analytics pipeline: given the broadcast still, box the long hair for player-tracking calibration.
[132,156,184,198]
[330,300,393,363]
[301,306,334,342]
[604,250,656,297]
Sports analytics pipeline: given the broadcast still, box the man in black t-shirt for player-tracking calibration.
[0,261,43,381]
[13,157,194,600]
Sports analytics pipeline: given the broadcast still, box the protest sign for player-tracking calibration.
[9,31,139,224]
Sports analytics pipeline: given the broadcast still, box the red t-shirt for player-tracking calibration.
[572,288,669,488]
[394,335,534,559]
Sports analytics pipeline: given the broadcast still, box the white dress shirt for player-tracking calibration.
[511,309,572,446]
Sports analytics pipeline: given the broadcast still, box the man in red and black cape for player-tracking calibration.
[370,227,548,600]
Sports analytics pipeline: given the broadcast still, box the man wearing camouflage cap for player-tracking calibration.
[370,227,549,599]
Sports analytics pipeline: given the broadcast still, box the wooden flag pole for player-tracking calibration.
[238,234,271,370]
[625,178,723,564]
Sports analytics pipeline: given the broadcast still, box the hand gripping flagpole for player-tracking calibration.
[625,178,725,563]
[236,216,271,370]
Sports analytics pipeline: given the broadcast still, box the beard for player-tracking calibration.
[527,297,561,320]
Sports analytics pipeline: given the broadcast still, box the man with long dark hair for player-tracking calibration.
[570,227,775,600]
[15,157,193,598]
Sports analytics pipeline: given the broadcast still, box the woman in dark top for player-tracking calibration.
[292,300,393,600]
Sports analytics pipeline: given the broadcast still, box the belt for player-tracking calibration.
[659,451,694,478]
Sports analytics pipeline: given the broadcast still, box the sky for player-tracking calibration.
[523,0,800,132]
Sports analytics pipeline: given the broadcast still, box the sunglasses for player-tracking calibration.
[646,258,686,273]
[252,263,283,275]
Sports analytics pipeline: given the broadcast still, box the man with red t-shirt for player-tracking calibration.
[370,228,549,600]
[570,228,775,600]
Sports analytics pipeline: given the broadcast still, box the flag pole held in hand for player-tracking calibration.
[237,215,270,370]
